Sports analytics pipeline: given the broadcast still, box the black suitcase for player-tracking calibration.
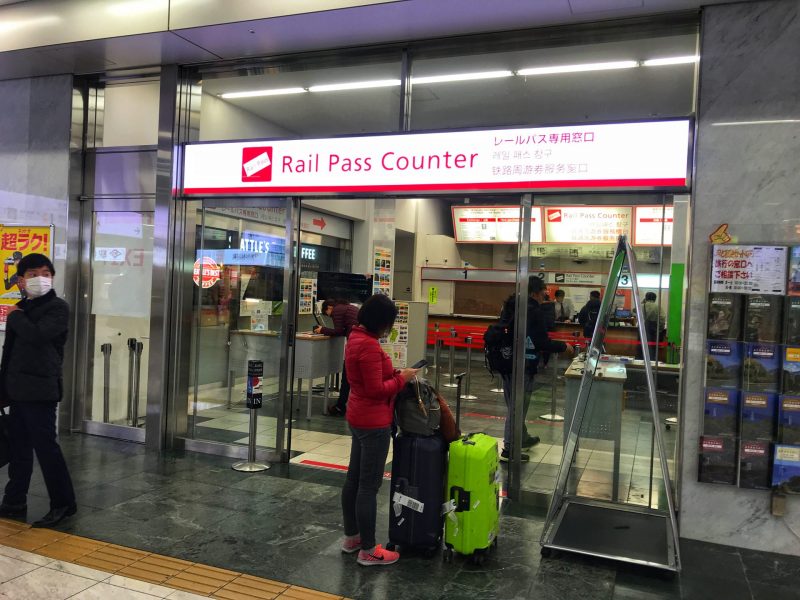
[387,433,446,556]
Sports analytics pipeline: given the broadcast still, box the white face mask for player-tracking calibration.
[24,275,52,298]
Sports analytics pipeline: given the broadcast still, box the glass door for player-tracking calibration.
[82,209,155,440]
[183,198,297,462]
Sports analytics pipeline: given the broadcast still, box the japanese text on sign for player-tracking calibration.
[710,245,787,295]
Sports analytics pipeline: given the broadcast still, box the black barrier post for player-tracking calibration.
[101,343,112,423]
[461,336,478,400]
[442,328,458,388]
[433,338,443,391]
[232,360,270,472]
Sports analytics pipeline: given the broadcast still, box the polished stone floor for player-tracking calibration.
[188,350,679,508]
[2,434,799,599]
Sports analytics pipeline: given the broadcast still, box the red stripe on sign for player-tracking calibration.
[182,178,687,196]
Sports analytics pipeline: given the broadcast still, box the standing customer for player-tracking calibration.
[340,294,418,566]
[0,254,76,527]
[313,299,359,416]
[578,290,602,340]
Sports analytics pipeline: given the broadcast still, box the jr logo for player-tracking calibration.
[242,147,273,182]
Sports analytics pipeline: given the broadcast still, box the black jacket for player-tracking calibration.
[578,298,602,339]
[0,291,69,404]
[500,295,567,375]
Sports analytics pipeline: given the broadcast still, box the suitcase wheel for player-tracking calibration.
[472,551,486,567]
[443,547,454,563]
[423,546,438,559]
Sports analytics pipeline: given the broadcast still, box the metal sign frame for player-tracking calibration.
[540,235,681,572]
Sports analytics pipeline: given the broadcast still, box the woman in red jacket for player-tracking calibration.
[340,294,418,566]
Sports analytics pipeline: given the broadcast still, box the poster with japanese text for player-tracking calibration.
[710,245,787,295]
[372,246,392,297]
[543,206,631,244]
[0,225,54,330]
[299,277,317,315]
[788,246,800,297]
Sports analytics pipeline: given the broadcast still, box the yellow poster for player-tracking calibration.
[0,225,54,329]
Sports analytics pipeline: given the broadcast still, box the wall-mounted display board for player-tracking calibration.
[543,206,631,245]
[700,244,800,492]
[452,206,543,244]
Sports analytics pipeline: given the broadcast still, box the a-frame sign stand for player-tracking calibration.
[540,235,681,572]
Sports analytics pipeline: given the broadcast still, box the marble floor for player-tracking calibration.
[188,352,678,509]
[1,435,799,599]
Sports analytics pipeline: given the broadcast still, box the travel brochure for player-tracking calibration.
[702,244,800,491]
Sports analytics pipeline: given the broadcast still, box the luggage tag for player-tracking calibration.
[393,491,424,513]
[442,499,459,524]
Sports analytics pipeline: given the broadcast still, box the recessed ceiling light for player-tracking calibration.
[517,60,639,76]
[221,87,308,99]
[411,70,514,85]
[309,79,401,92]
[712,119,800,126]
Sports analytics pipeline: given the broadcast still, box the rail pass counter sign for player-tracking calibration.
[183,120,691,195]
[0,225,53,330]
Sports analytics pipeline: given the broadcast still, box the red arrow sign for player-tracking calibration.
[312,217,326,230]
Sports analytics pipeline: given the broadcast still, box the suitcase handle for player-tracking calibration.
[450,486,471,512]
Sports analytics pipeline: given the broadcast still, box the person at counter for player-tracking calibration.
[578,290,602,339]
[633,292,666,360]
[314,299,359,417]
[498,277,574,462]
[340,294,418,566]
[554,289,575,322]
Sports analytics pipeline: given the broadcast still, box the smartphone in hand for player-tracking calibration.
[411,359,429,369]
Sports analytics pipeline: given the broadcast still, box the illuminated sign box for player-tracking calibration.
[544,206,631,244]
[452,206,543,243]
[633,205,674,246]
[183,120,691,195]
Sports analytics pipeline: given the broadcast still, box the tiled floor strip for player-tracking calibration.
[0,518,351,600]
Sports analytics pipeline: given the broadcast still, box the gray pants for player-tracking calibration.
[501,371,535,451]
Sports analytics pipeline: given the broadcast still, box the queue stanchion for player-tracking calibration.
[101,343,112,423]
[433,337,443,391]
[432,323,440,369]
[539,352,564,422]
[454,372,467,430]
[233,360,270,472]
[460,336,478,400]
[442,328,458,388]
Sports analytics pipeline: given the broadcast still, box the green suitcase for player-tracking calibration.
[444,432,500,564]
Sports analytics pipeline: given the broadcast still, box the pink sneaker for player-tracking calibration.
[357,544,399,566]
[341,535,361,554]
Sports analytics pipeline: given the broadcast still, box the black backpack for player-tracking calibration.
[484,320,514,376]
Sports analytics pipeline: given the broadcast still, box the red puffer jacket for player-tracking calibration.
[345,325,405,430]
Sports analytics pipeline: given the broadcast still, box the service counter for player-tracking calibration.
[564,356,626,501]
[229,330,345,418]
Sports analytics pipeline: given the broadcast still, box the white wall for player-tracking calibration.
[199,93,296,141]
[103,81,160,147]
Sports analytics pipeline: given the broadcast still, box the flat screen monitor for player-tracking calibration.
[614,308,632,319]
[317,272,372,304]
[242,266,284,301]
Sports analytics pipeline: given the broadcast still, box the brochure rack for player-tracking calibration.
[540,235,681,572]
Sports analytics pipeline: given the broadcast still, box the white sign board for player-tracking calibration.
[711,245,788,295]
[633,205,674,246]
[183,120,691,195]
[549,272,604,286]
[452,206,542,243]
[543,206,632,244]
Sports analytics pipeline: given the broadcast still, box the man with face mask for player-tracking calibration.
[0,253,76,527]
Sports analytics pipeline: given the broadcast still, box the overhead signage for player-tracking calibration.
[452,206,543,243]
[633,205,674,246]
[711,245,787,295]
[544,206,631,244]
[183,120,691,195]
[206,206,351,240]
[550,272,603,286]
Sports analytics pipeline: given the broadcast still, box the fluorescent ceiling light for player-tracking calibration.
[643,55,699,67]
[712,119,800,126]
[517,60,638,76]
[221,87,307,99]
[411,70,514,85]
[309,79,401,92]
[0,14,59,34]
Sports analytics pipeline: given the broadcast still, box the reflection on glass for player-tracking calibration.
[89,211,154,427]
